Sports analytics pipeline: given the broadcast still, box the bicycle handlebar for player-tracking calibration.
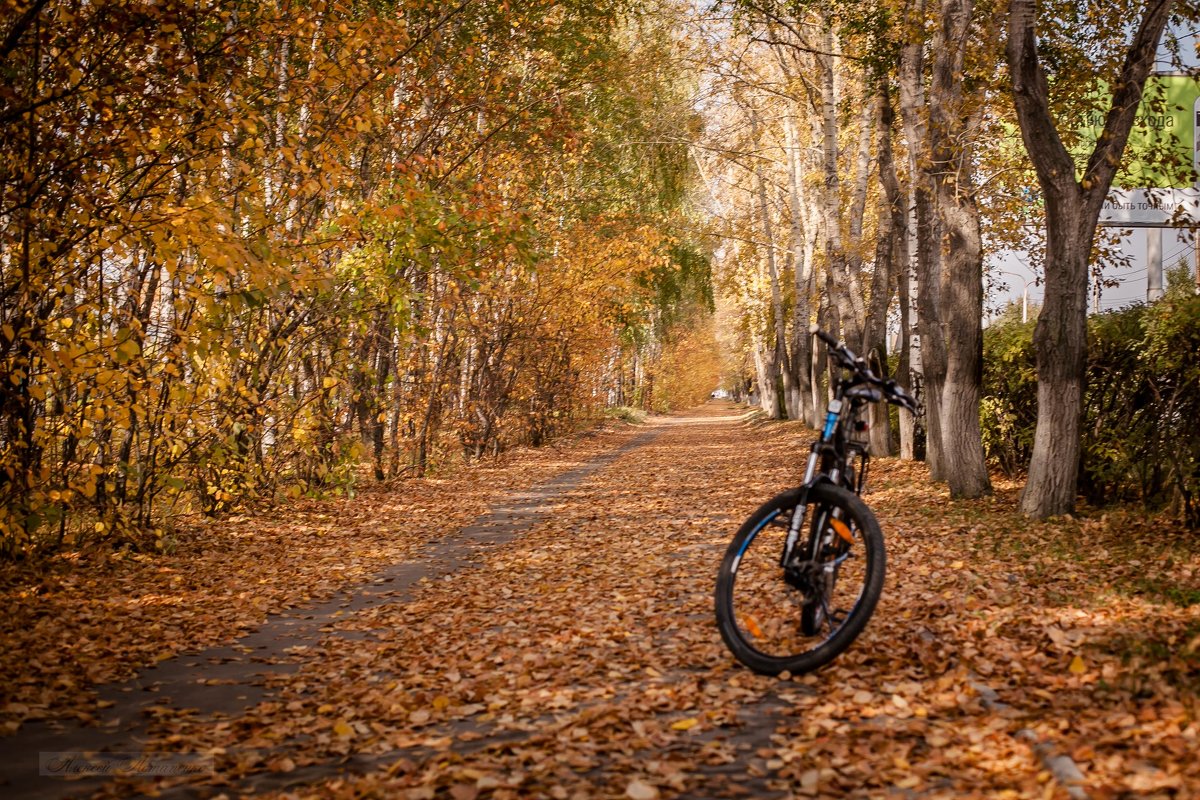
[808,324,920,414]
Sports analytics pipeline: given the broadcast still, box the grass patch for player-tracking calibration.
[605,406,647,424]
[1127,577,1200,608]
[1100,619,1200,696]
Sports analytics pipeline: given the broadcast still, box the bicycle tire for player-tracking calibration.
[714,482,885,675]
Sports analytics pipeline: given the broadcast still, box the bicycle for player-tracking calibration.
[714,325,919,675]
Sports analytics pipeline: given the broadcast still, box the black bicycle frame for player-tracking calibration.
[779,378,873,568]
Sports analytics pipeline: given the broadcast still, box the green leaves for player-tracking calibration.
[985,294,1200,526]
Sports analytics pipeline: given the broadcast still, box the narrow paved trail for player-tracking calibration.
[4,404,1197,798]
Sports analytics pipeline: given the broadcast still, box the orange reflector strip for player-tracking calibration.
[831,518,854,543]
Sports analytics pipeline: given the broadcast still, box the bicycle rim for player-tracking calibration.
[715,484,884,674]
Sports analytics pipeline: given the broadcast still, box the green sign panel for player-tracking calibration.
[1079,75,1200,189]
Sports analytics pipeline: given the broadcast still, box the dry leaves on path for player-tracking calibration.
[10,404,1200,799]
[0,421,647,734]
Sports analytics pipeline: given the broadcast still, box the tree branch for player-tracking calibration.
[1005,0,1077,198]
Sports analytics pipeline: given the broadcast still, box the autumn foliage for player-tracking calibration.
[0,0,716,555]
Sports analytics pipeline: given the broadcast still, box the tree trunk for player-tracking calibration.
[752,331,782,418]
[371,312,391,481]
[749,109,792,418]
[812,27,861,350]
[841,95,875,346]
[1007,0,1174,517]
[930,0,991,498]
[801,171,824,428]
[864,88,904,456]
[897,232,917,460]
[1021,213,1091,516]
[811,295,832,418]
[898,19,947,478]
[783,111,813,424]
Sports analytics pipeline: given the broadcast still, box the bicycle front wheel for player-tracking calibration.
[714,482,885,675]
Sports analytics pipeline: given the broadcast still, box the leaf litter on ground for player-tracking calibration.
[6,403,1199,798]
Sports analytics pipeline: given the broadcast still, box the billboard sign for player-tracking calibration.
[1101,187,1200,226]
[1090,75,1200,225]
[1082,75,1199,189]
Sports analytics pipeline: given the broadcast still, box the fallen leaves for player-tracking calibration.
[0,420,649,734]
[4,405,1199,799]
[625,778,659,799]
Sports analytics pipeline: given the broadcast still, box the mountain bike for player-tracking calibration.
[714,326,919,675]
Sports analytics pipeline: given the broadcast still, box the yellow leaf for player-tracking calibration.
[670,717,698,731]
[333,719,354,738]
[625,779,659,800]
[432,695,450,711]
[322,376,339,389]
[1069,655,1087,674]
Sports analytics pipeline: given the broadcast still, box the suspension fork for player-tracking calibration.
[780,478,814,568]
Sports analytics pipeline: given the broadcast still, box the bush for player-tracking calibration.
[981,274,1200,527]
[981,305,1038,476]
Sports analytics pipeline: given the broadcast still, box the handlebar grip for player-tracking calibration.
[811,325,921,412]
[890,385,920,414]
[809,324,839,348]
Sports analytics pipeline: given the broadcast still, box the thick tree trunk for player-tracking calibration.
[867,345,893,457]
[930,0,991,498]
[752,332,782,418]
[1021,212,1091,516]
[1007,0,1173,517]
[937,205,992,497]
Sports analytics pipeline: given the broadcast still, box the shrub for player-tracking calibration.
[980,305,1038,476]
[981,273,1200,527]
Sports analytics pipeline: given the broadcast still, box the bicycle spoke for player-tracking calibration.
[716,483,886,675]
[715,329,900,674]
